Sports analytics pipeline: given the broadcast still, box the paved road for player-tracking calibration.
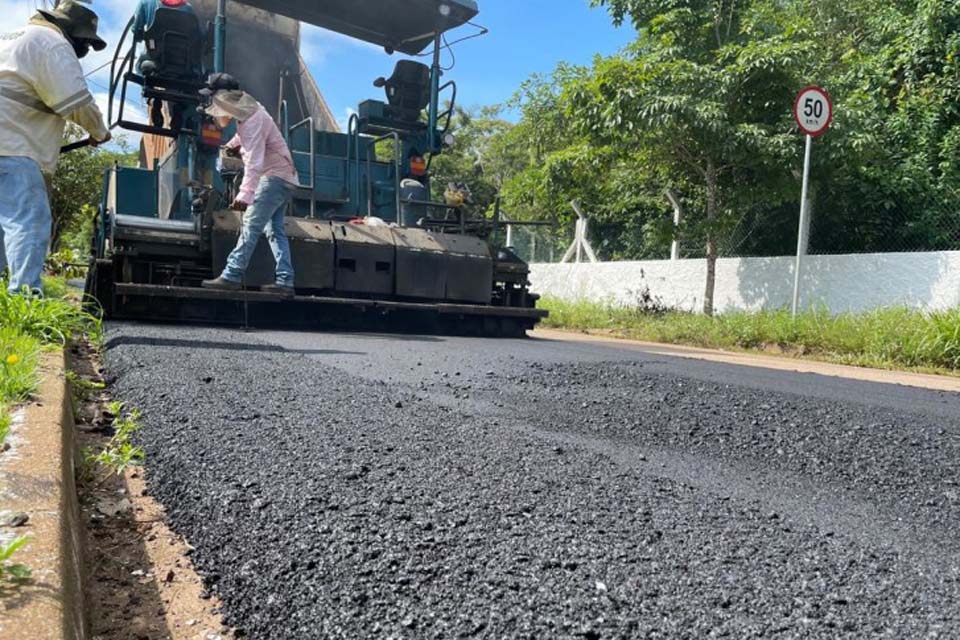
[103,324,960,639]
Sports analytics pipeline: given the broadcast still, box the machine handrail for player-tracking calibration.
[289,117,315,218]
[438,80,457,139]
[366,132,401,221]
[278,100,290,141]
[347,113,361,210]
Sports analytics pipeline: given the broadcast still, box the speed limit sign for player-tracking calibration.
[794,86,832,137]
[791,85,833,317]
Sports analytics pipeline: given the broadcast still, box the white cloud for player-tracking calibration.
[0,2,33,35]
[300,23,383,68]
[336,106,356,133]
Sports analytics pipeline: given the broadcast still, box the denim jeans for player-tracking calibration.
[221,176,296,287]
[0,156,51,294]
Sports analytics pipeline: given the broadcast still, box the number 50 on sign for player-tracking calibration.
[793,86,833,137]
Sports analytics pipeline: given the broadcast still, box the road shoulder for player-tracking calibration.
[533,328,960,393]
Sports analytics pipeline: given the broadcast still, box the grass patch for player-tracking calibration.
[540,296,960,374]
[0,286,100,346]
[0,327,40,403]
[0,281,99,452]
[0,410,9,450]
[40,275,71,301]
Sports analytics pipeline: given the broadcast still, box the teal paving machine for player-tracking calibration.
[86,0,547,336]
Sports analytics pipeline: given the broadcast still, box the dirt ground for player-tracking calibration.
[70,343,236,640]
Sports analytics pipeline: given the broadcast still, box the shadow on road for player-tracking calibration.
[104,335,366,356]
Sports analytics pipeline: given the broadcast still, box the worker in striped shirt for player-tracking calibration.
[0,1,110,295]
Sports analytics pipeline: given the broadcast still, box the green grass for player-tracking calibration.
[0,410,10,450]
[540,296,960,374]
[0,327,40,403]
[0,283,100,346]
[40,275,71,300]
[0,281,100,451]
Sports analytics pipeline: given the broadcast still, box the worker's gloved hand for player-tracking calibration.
[231,199,248,212]
[89,132,112,147]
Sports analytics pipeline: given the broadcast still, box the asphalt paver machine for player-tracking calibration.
[86,0,547,337]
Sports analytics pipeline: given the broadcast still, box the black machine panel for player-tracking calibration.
[393,228,446,300]
[331,223,395,296]
[212,211,335,289]
[435,234,493,304]
[210,213,494,303]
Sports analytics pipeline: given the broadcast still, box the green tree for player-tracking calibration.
[428,105,517,215]
[51,125,135,253]
[568,0,810,314]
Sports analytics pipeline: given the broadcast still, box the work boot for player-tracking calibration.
[201,276,241,291]
[262,283,295,298]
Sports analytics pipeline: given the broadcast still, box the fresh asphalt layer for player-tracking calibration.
[103,324,960,639]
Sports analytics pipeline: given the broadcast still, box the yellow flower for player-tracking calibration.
[5,354,19,366]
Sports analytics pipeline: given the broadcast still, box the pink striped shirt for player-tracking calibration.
[225,105,299,204]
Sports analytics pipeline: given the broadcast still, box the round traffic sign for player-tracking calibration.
[794,86,833,137]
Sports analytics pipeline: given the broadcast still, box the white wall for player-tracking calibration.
[530,252,960,313]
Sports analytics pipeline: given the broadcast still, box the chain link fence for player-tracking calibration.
[511,200,960,264]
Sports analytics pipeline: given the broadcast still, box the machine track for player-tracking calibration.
[102,283,544,337]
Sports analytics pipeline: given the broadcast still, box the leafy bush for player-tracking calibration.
[44,249,87,280]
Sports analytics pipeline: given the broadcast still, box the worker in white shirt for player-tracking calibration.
[0,1,111,295]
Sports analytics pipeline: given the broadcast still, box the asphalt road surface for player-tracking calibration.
[103,324,960,639]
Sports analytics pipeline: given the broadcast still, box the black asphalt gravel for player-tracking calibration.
[103,324,960,639]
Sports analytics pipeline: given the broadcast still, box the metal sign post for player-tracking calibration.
[791,86,833,317]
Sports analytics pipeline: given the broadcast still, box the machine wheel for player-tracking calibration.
[84,259,116,318]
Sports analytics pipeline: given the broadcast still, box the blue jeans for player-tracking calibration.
[0,157,51,295]
[221,176,296,287]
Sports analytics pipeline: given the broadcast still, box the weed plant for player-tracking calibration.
[0,536,31,582]
[80,402,145,483]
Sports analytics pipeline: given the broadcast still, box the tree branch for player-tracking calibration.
[727,0,736,41]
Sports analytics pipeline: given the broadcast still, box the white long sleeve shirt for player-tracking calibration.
[224,105,299,205]
[0,22,109,175]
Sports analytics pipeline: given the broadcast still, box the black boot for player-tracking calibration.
[201,276,241,291]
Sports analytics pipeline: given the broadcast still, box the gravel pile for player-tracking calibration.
[105,324,960,638]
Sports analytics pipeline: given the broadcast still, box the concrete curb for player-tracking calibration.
[0,351,86,640]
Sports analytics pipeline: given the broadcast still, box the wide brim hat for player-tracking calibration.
[38,1,106,51]
[203,90,260,121]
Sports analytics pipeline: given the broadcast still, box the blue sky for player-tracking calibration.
[0,0,636,135]
[301,1,637,128]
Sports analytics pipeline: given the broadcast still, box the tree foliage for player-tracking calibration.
[51,125,136,253]
[433,0,960,311]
